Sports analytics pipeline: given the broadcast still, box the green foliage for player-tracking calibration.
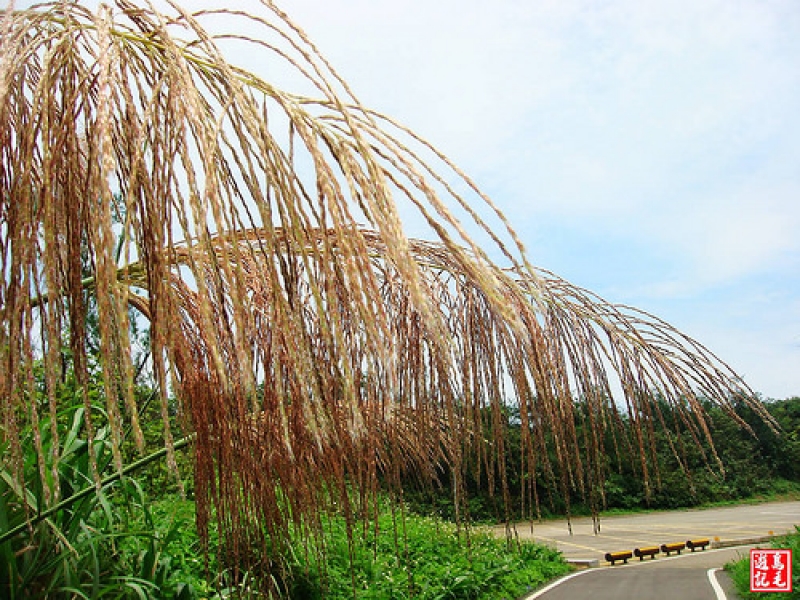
[294,512,569,600]
[726,527,800,599]
[410,395,800,521]
[644,396,800,510]
[0,382,196,599]
[1,390,569,600]
[116,497,570,600]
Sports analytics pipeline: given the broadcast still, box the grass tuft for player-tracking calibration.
[726,527,800,600]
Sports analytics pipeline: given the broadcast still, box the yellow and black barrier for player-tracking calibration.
[605,550,633,565]
[659,542,686,556]
[686,538,710,552]
[634,546,660,561]
[605,536,710,566]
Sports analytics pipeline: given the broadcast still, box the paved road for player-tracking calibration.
[501,500,800,562]
[495,500,800,599]
[526,547,746,600]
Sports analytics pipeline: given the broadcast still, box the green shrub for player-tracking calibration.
[113,497,570,600]
[0,394,196,599]
[726,527,800,600]
[288,511,570,600]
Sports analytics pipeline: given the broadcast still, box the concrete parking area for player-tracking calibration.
[500,500,800,565]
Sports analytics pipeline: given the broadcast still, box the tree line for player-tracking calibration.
[406,394,800,522]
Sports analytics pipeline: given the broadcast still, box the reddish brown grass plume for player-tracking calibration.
[0,0,775,591]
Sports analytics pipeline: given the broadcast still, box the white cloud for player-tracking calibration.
[9,0,799,396]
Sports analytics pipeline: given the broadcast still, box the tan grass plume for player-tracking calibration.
[0,0,775,590]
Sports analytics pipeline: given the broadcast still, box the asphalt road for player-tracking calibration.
[497,500,800,600]
[501,500,800,562]
[526,547,745,600]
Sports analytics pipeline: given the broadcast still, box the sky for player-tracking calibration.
[12,0,800,399]
[266,0,800,400]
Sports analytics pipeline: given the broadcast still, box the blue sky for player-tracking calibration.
[14,0,799,398]
[279,0,800,399]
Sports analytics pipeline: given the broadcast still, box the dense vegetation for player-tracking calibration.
[726,528,800,599]
[0,371,572,599]
[2,360,796,597]
[409,395,800,522]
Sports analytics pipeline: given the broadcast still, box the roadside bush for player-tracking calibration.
[726,527,800,600]
[292,510,571,600]
[0,385,196,599]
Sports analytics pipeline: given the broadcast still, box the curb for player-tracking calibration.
[711,535,775,549]
[565,535,777,569]
[566,557,600,568]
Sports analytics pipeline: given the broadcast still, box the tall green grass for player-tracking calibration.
[296,511,570,600]
[726,527,800,600]
[1,401,569,599]
[116,497,571,600]
[0,395,194,599]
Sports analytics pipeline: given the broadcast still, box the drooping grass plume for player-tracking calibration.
[0,0,776,592]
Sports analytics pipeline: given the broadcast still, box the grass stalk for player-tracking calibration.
[0,434,195,547]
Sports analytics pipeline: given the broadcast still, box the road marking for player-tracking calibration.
[586,533,655,545]
[707,568,727,600]
[524,550,746,599]
[523,569,594,599]
[526,534,604,553]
